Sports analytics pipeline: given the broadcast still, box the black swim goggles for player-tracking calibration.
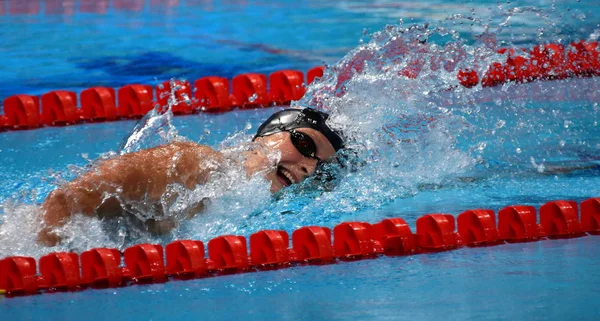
[287,129,321,162]
[253,108,344,153]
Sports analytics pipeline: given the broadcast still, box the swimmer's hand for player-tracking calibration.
[37,141,221,246]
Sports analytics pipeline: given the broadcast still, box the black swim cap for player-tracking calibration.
[253,107,344,151]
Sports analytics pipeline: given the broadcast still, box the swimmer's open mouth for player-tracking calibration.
[277,166,297,186]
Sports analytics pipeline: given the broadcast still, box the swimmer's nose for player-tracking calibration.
[299,159,318,178]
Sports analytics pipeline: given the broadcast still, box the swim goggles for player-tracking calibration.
[253,107,344,152]
[288,129,321,162]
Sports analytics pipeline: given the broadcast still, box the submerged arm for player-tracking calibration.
[38,141,221,246]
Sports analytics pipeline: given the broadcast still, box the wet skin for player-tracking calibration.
[38,127,337,246]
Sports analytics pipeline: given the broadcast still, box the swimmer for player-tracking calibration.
[38,107,344,246]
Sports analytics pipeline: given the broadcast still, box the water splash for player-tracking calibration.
[1,7,599,258]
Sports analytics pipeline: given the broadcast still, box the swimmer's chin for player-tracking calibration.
[266,170,292,193]
[269,180,286,194]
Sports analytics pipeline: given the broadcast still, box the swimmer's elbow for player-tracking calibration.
[38,189,71,247]
[42,189,71,226]
[37,226,61,247]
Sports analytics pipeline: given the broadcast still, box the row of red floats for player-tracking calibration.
[1,0,189,16]
[0,41,600,130]
[1,41,599,132]
[457,40,600,88]
[0,67,326,131]
[1,198,599,297]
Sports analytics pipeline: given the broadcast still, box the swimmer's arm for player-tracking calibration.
[38,142,221,246]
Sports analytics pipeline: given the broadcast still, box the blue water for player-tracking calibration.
[1,0,599,101]
[1,0,600,320]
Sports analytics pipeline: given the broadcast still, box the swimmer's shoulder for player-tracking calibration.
[165,141,224,186]
[139,141,224,172]
[168,141,223,159]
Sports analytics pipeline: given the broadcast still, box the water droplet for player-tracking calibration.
[495,120,506,129]
[245,122,252,130]
[476,142,487,151]
[516,148,522,154]
[559,140,565,147]
[248,93,258,103]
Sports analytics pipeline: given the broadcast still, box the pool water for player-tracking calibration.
[1,0,598,101]
[1,0,600,320]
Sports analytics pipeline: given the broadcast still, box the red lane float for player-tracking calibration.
[39,252,81,291]
[539,200,584,238]
[505,51,538,83]
[117,84,154,118]
[307,66,325,85]
[249,230,290,267]
[415,214,459,251]
[333,222,374,259]
[0,115,9,130]
[80,248,124,288]
[481,62,506,87]
[156,80,195,114]
[194,76,234,112]
[207,235,249,272]
[291,226,334,263]
[0,257,38,295]
[457,69,479,88]
[457,209,501,246]
[1,197,598,297]
[80,87,118,122]
[165,240,207,278]
[497,206,540,242]
[232,73,269,108]
[544,43,569,79]
[8,0,41,15]
[370,218,417,255]
[269,70,305,105]
[581,198,600,234]
[41,90,79,126]
[123,244,166,283]
[567,41,598,77]
[3,95,41,129]
[79,0,109,14]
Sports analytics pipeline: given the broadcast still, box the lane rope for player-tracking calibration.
[0,197,598,297]
[1,41,598,131]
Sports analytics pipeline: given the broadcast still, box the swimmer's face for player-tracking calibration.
[247,128,337,193]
